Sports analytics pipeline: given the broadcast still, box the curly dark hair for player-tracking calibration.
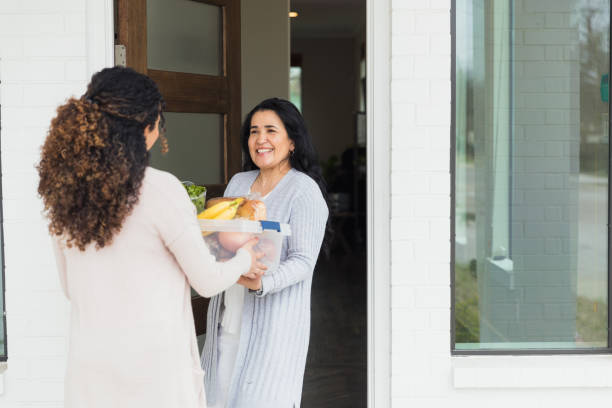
[37,66,165,250]
[241,98,333,254]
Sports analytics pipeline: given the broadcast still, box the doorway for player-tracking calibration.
[289,1,367,406]
[113,0,369,406]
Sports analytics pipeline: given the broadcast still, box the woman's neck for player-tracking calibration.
[253,162,291,196]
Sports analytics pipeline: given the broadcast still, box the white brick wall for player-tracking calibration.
[390,1,452,407]
[390,1,612,406]
[0,1,88,406]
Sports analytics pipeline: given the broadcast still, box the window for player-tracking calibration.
[0,84,5,361]
[453,0,611,352]
[290,54,302,112]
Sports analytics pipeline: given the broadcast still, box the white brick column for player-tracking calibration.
[390,0,452,404]
[0,1,90,405]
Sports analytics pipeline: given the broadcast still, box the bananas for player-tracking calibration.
[198,198,244,220]
[198,198,244,236]
[213,202,242,220]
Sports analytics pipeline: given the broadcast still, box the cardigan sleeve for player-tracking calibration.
[151,172,251,298]
[257,185,328,296]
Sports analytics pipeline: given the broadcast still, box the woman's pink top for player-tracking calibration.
[52,167,250,408]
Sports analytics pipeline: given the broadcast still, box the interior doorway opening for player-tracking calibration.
[290,1,367,407]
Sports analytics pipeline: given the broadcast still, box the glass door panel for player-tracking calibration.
[149,112,224,185]
[147,0,223,76]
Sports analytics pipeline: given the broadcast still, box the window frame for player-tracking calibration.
[450,0,612,356]
[0,89,6,362]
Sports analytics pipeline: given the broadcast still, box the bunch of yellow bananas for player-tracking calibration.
[198,197,244,220]
[198,198,244,236]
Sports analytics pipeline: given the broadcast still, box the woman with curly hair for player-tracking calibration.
[37,66,266,408]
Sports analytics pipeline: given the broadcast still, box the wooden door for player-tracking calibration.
[115,0,242,335]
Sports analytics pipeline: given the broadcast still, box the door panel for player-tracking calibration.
[148,70,228,113]
[148,112,224,185]
[147,0,223,76]
[116,0,242,336]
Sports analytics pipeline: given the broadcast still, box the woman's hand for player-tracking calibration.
[239,237,267,280]
[237,274,263,291]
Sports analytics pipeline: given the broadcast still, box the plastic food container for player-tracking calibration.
[199,219,291,274]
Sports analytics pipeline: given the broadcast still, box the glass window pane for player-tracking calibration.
[149,112,224,185]
[290,66,302,112]
[454,0,610,351]
[147,0,223,76]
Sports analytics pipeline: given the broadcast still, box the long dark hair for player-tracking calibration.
[37,66,165,250]
[241,98,332,254]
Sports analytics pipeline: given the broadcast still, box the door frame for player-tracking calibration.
[366,0,391,407]
[86,0,392,406]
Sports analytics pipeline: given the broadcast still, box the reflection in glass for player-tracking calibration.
[454,0,609,350]
[147,0,223,76]
[149,112,224,186]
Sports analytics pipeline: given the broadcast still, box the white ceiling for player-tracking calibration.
[290,0,366,39]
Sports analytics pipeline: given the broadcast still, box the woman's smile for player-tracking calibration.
[253,146,276,165]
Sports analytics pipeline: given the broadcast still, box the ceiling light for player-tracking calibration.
[289,11,298,18]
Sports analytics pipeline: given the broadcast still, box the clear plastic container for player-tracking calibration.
[199,219,291,274]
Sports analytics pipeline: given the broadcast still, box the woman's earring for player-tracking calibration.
[290,150,295,156]
[160,134,169,154]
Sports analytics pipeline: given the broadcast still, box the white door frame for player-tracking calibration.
[85,0,115,78]
[87,1,393,406]
[366,0,391,407]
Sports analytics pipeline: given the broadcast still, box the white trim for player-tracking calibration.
[0,362,5,395]
[366,0,391,406]
[453,355,612,388]
[86,0,115,78]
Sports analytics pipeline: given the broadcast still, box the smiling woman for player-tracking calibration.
[201,98,331,408]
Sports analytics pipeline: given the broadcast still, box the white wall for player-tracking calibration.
[390,1,612,406]
[292,37,356,162]
[241,0,290,119]
[0,0,91,406]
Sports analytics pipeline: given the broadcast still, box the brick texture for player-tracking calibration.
[390,2,453,404]
[0,1,86,406]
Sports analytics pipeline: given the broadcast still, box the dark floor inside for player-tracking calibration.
[301,229,367,407]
